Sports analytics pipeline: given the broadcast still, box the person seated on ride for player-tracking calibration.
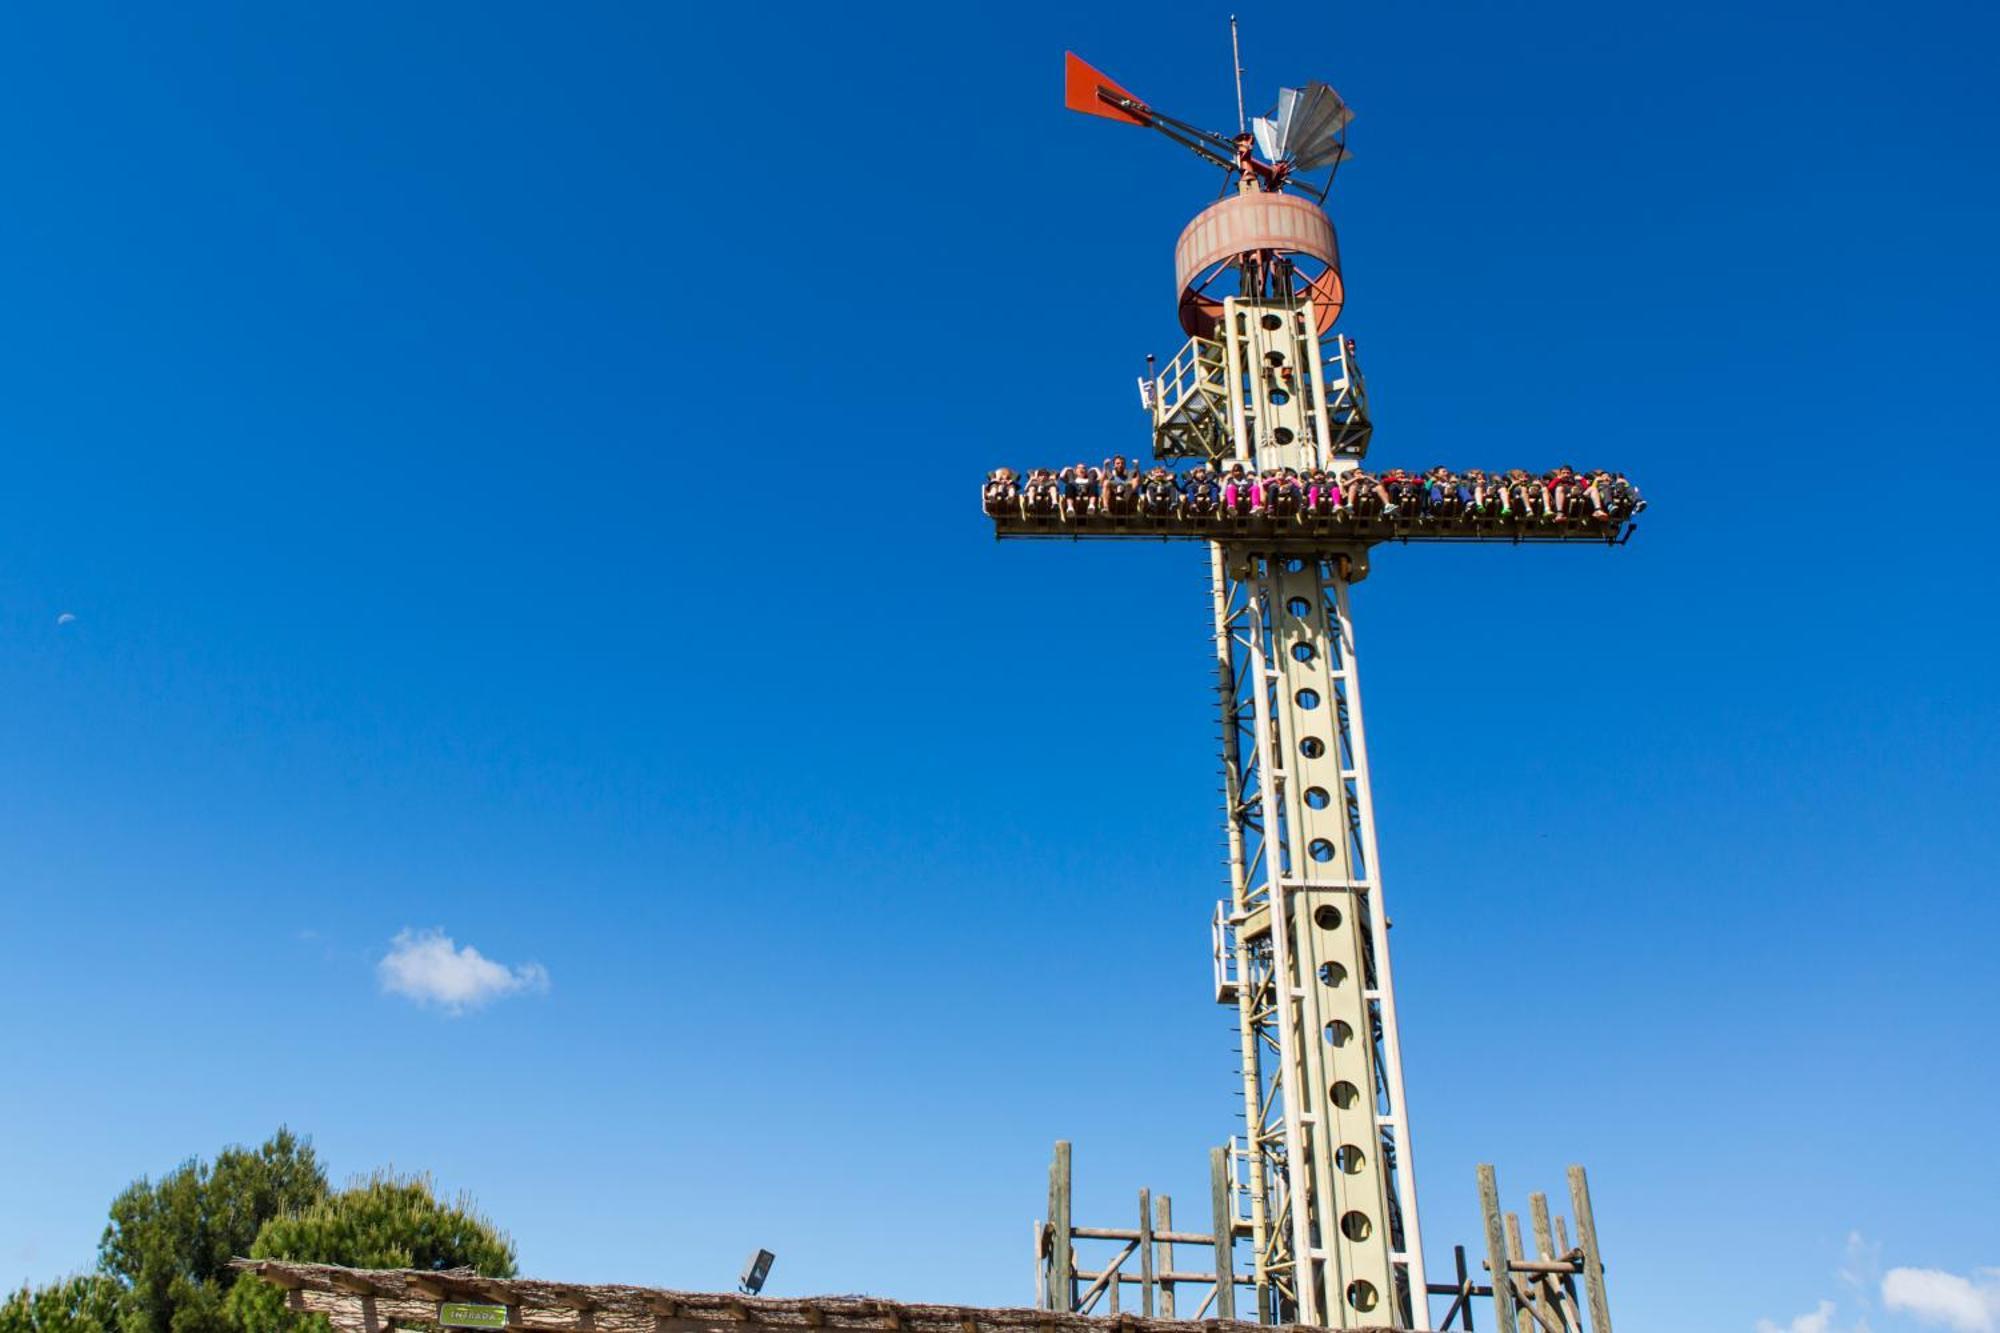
[1499,468,1536,520]
[1597,470,1645,521]
[1544,464,1582,523]
[982,467,1020,517]
[1461,467,1496,518]
[1100,455,1139,515]
[1263,468,1302,518]
[1379,467,1420,518]
[1342,466,1386,518]
[1424,466,1466,518]
[1183,465,1220,516]
[1222,461,1257,516]
[1305,467,1341,517]
[1060,461,1101,518]
[1022,468,1061,515]
[1581,469,1611,522]
[1140,465,1181,516]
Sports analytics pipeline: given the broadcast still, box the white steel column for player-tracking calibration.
[1213,546,1429,1330]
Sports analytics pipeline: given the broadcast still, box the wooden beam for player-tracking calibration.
[1477,1166,1519,1333]
[1208,1147,1234,1323]
[1566,1166,1612,1333]
[1156,1196,1176,1321]
[1049,1143,1074,1313]
[1138,1190,1155,1319]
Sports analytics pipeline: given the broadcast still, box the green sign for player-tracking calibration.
[438,1304,508,1330]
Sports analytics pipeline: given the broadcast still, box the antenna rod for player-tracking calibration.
[1229,16,1247,134]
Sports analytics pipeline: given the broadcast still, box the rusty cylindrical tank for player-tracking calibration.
[1174,191,1343,338]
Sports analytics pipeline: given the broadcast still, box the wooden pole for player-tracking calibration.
[1210,1147,1237,1321]
[1527,1195,1557,1333]
[1504,1213,1531,1333]
[1565,1167,1612,1333]
[1477,1166,1519,1333]
[1435,1244,1475,1331]
[1139,1190,1155,1318]
[1157,1196,1176,1320]
[1554,1218,1582,1328]
[1051,1143,1074,1312]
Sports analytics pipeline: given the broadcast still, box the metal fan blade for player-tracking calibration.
[1251,114,1284,162]
[1267,80,1352,168]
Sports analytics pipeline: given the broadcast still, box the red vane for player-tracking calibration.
[1064,51,1151,126]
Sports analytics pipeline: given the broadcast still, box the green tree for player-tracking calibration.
[97,1129,329,1333]
[226,1174,515,1333]
[0,1276,124,1333]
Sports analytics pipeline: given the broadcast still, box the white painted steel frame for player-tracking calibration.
[1210,542,1430,1329]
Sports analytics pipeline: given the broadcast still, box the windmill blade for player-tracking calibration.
[1065,51,1153,126]
[1251,114,1284,163]
[1262,81,1353,168]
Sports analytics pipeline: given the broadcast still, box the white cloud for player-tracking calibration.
[1843,1232,1884,1296]
[377,928,549,1014]
[1882,1268,2000,1333]
[1758,1299,1836,1333]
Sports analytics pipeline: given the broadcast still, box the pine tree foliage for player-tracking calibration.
[12,1129,517,1333]
[251,1172,515,1276]
[0,1276,125,1333]
[225,1173,516,1333]
[97,1129,329,1333]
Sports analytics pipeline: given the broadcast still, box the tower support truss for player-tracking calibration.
[1209,541,1426,1327]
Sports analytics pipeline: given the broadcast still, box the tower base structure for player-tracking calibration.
[1036,1152,1616,1333]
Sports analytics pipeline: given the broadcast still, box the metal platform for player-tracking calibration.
[988,509,1637,546]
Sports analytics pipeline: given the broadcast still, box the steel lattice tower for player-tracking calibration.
[997,53,1636,1332]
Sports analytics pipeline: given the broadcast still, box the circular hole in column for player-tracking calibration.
[1284,557,1306,573]
[1291,642,1315,663]
[1314,905,1343,930]
[1273,426,1295,445]
[1345,1280,1378,1314]
[1299,737,1325,759]
[1304,786,1331,810]
[1265,350,1286,367]
[1318,961,1348,987]
[1269,389,1290,406]
[1324,1019,1353,1047]
[1329,1080,1360,1110]
[1296,688,1321,710]
[1340,1211,1373,1243]
[1286,596,1312,619]
[1336,1143,1367,1174]
[1308,838,1335,862]
[1261,314,1284,331]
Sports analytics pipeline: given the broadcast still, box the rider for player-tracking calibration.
[1544,464,1579,523]
[1223,461,1257,517]
[1101,455,1139,516]
[1023,467,1061,516]
[1060,461,1101,519]
[1305,467,1341,518]
[1141,465,1181,517]
[1183,464,1220,517]
[1262,467,1302,518]
[1343,465,1391,518]
[1380,467,1422,519]
[1424,466,1465,518]
[982,467,1019,517]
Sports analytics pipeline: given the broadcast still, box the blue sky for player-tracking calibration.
[0,3,1994,1331]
